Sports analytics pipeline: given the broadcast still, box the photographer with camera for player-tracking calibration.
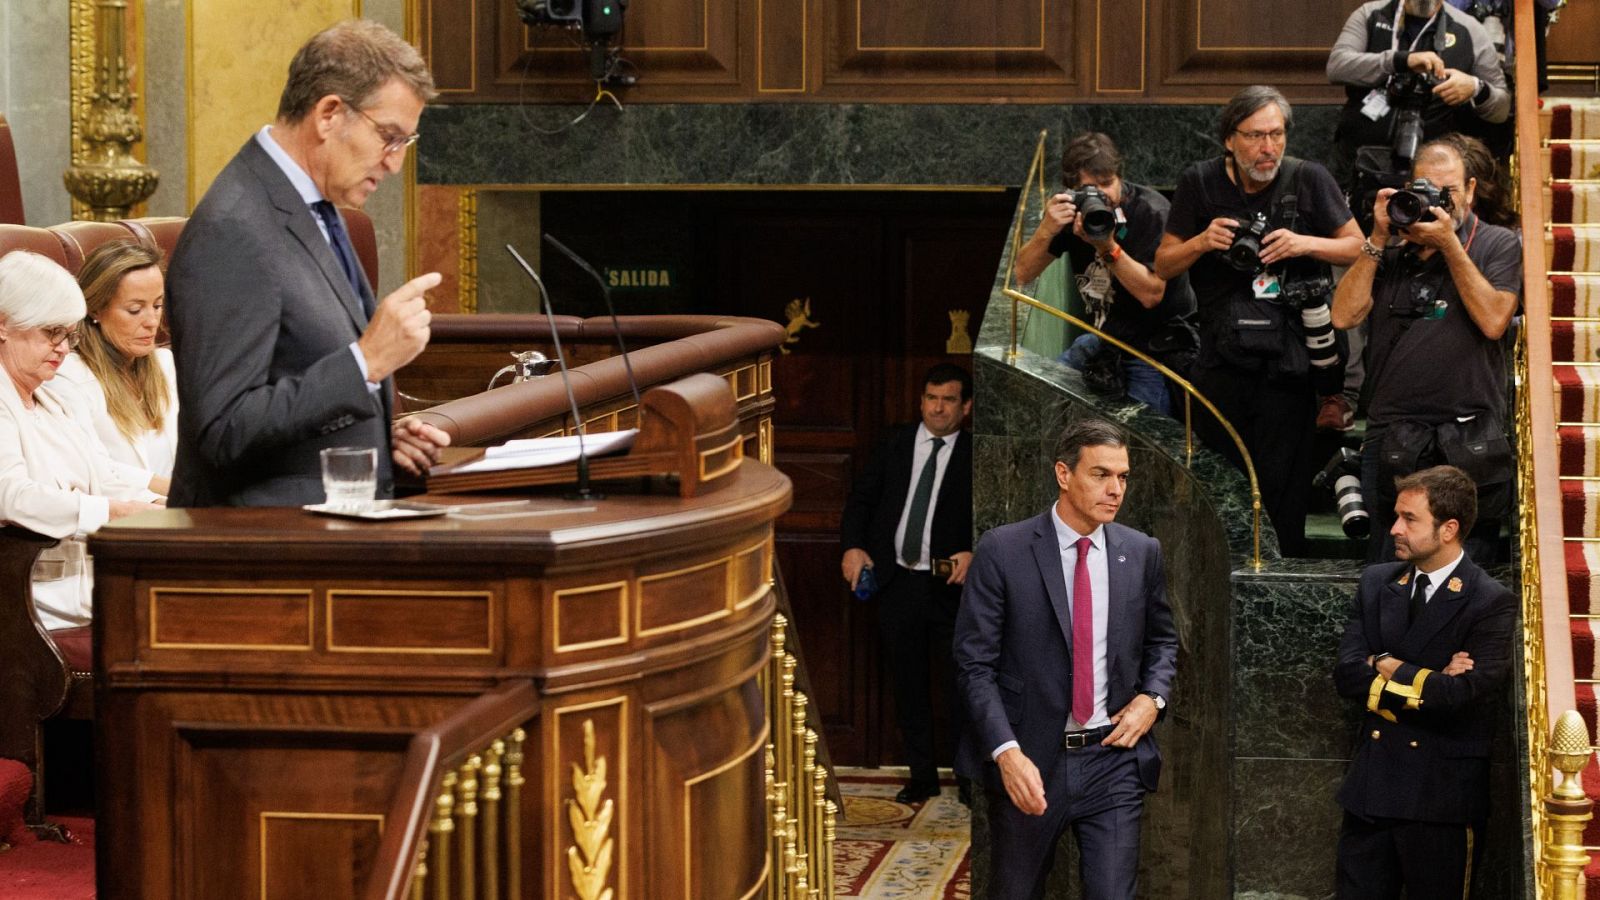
[1331,135,1519,564]
[1156,86,1363,556]
[1327,0,1509,194]
[1015,132,1196,416]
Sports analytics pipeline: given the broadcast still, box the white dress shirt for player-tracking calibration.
[893,423,958,570]
[54,349,180,482]
[1412,551,1465,604]
[0,381,152,629]
[254,126,378,391]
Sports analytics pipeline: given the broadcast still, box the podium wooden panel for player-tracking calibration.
[88,462,791,899]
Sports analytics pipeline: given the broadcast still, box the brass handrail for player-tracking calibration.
[998,127,1264,570]
[1003,288,1263,570]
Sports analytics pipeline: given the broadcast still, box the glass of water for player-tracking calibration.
[320,446,378,509]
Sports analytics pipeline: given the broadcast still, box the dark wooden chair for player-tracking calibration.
[0,525,90,830]
[0,113,23,225]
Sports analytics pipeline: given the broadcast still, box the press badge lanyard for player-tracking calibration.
[1391,4,1440,54]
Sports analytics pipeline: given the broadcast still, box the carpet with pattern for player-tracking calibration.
[834,767,970,899]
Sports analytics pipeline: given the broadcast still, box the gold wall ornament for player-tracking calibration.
[458,189,479,313]
[567,719,616,900]
[946,309,973,354]
[63,0,158,221]
[780,298,819,355]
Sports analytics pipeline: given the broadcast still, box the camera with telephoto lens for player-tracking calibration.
[1069,185,1117,241]
[1313,447,1369,539]
[1224,213,1271,272]
[1386,69,1442,164]
[1387,177,1454,227]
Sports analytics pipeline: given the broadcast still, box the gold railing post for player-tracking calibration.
[504,728,526,900]
[456,755,480,900]
[1543,711,1595,900]
[790,693,810,883]
[481,741,503,900]
[430,772,457,900]
[1006,130,1049,363]
[822,799,838,899]
[410,836,429,900]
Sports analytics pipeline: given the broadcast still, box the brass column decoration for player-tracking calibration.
[458,189,479,314]
[1542,710,1595,899]
[63,0,158,221]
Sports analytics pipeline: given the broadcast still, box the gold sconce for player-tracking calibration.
[63,0,158,221]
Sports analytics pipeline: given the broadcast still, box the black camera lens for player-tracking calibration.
[1072,186,1117,241]
[1387,178,1449,228]
[1223,214,1269,273]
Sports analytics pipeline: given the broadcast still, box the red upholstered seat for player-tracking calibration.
[49,627,92,674]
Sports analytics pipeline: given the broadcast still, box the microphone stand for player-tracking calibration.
[542,232,642,411]
[504,243,601,501]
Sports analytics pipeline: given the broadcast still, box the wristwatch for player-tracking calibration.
[1372,651,1393,666]
[1141,690,1166,710]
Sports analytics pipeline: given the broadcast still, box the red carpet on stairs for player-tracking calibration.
[1545,96,1600,895]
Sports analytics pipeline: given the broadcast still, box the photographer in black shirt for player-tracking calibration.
[1157,86,1363,556]
[1015,132,1195,416]
[1331,134,1520,564]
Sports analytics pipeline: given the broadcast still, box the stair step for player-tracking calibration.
[1559,426,1600,479]
[1553,321,1600,363]
[1552,275,1600,318]
[1561,481,1600,538]
[1548,226,1600,274]
[1545,143,1600,181]
[1549,183,1600,224]
[1555,364,1600,421]
[1543,98,1600,141]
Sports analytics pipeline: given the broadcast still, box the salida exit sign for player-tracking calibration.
[602,267,675,289]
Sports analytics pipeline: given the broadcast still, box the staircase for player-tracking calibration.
[1542,96,1600,891]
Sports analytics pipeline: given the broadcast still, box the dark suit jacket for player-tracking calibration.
[953,511,1178,793]
[1333,555,1515,824]
[167,137,392,507]
[838,424,972,591]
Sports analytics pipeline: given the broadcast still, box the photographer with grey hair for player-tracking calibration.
[1155,85,1363,556]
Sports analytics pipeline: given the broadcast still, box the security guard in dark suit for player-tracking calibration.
[1332,464,1515,899]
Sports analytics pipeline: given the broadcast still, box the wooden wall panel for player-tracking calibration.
[1157,0,1365,92]
[431,0,1355,103]
[757,0,807,92]
[818,0,1077,96]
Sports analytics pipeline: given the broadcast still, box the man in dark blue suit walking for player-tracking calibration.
[954,418,1178,900]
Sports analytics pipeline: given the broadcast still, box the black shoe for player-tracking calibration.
[895,779,940,804]
[956,776,972,807]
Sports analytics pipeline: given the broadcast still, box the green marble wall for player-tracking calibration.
[417,103,1344,190]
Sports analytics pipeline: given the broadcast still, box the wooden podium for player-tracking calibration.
[88,379,791,899]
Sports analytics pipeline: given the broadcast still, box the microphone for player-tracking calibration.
[542,232,642,411]
[504,243,600,501]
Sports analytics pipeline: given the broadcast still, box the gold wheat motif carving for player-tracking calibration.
[566,719,615,900]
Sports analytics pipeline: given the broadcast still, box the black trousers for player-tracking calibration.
[876,566,961,784]
[1336,812,1482,900]
[1191,365,1318,557]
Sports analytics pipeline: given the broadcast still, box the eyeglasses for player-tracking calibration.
[40,325,82,350]
[1234,128,1288,145]
[345,101,421,155]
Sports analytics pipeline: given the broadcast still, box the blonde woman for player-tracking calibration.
[0,250,160,630]
[54,239,177,496]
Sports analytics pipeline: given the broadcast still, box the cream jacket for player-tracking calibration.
[54,348,180,483]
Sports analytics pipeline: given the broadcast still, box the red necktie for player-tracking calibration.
[1072,536,1095,725]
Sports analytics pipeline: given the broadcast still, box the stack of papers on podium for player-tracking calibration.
[447,429,638,474]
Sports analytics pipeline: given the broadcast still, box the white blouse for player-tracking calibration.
[54,347,179,483]
[0,379,152,630]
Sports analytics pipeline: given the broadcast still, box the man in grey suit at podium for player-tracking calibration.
[167,20,449,507]
[954,418,1178,900]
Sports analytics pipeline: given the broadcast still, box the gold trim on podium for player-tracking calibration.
[147,586,314,651]
[324,588,496,655]
[553,580,632,653]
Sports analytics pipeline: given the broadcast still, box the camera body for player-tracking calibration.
[1387,177,1454,227]
[1069,185,1117,241]
[1280,275,1335,309]
[1224,213,1271,272]
[1385,70,1442,164]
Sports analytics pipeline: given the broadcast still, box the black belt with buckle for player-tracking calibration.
[1063,725,1113,750]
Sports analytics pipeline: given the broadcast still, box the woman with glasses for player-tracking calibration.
[54,239,178,497]
[0,250,161,630]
